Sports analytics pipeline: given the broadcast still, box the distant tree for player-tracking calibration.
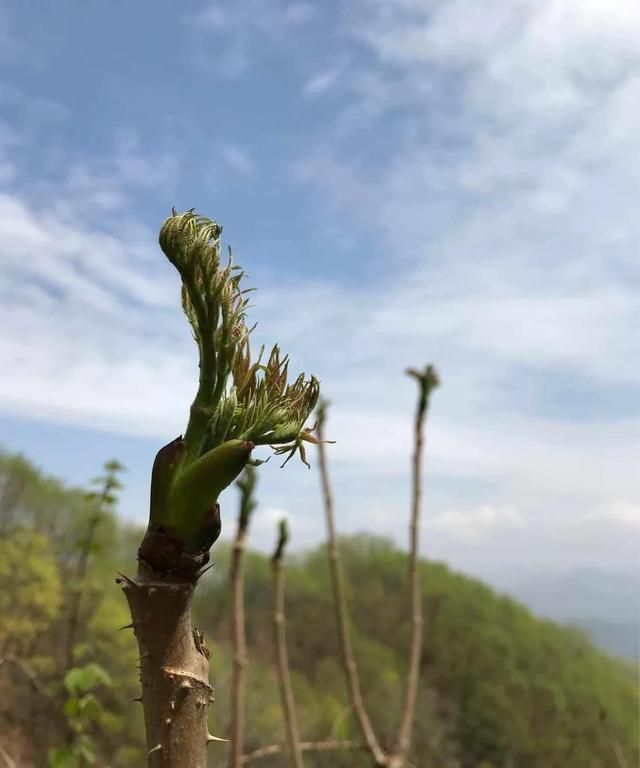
[0,528,62,658]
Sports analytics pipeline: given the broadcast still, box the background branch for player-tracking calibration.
[64,460,124,674]
[0,655,51,701]
[240,739,363,765]
[229,468,257,768]
[0,744,16,768]
[392,366,439,765]
[271,519,304,768]
[316,403,386,767]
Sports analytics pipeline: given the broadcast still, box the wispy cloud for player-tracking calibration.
[427,504,524,541]
[303,65,344,97]
[1,1,638,573]
[605,501,640,528]
[282,4,315,26]
[185,0,316,76]
[219,143,254,176]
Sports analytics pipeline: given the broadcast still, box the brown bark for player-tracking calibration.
[119,523,218,768]
[316,421,386,767]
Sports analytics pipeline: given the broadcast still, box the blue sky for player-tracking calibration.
[1,0,638,580]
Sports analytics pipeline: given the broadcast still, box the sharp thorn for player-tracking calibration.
[207,734,229,743]
[116,571,138,588]
[148,744,163,755]
[196,562,216,580]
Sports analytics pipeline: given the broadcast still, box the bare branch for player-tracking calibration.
[316,403,386,767]
[0,654,52,700]
[393,365,439,764]
[229,468,257,768]
[65,460,124,674]
[271,519,304,768]
[611,737,629,768]
[0,744,17,768]
[240,739,363,765]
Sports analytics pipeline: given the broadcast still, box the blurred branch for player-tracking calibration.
[0,654,51,700]
[64,459,125,674]
[0,744,16,768]
[240,739,363,765]
[0,654,73,744]
[229,468,257,768]
[392,366,439,765]
[611,737,629,768]
[316,402,386,767]
[271,519,304,768]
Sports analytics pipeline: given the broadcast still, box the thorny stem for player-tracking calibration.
[271,520,304,768]
[119,570,215,768]
[316,412,386,767]
[392,365,439,765]
[124,210,323,767]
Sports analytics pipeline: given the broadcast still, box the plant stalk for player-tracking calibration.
[229,507,250,768]
[391,366,438,767]
[316,420,386,767]
[120,563,214,768]
[271,522,304,768]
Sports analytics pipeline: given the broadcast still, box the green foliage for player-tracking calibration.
[1,448,637,768]
[64,663,112,695]
[0,527,62,655]
[195,534,639,768]
[0,448,143,767]
[48,663,113,768]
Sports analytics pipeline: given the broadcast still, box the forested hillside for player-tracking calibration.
[0,449,637,767]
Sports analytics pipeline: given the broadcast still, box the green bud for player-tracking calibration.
[159,209,222,273]
[149,436,186,526]
[272,518,289,562]
[169,438,254,543]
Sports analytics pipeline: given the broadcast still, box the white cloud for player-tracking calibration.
[1,1,639,573]
[286,0,640,568]
[605,501,640,527]
[427,504,524,541]
[304,66,343,97]
[0,8,17,61]
[282,4,315,26]
[219,144,254,176]
[1,167,637,569]
[186,1,315,75]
